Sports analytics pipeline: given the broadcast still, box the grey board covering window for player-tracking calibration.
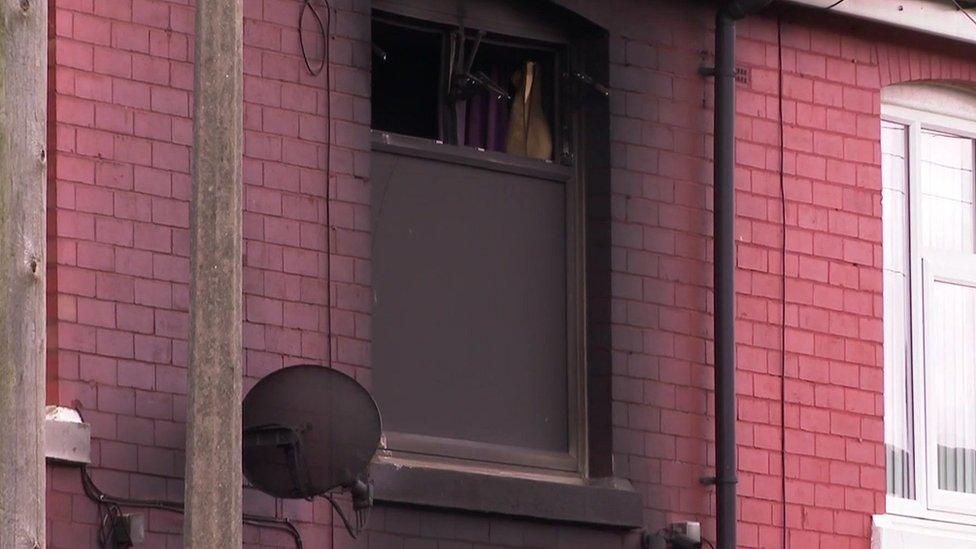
[372,142,574,465]
[371,0,609,475]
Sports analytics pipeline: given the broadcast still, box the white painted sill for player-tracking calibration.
[874,514,976,548]
[44,406,91,465]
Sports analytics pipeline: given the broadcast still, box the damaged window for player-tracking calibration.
[371,13,560,161]
[370,0,608,474]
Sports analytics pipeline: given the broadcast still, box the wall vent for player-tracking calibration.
[734,66,750,85]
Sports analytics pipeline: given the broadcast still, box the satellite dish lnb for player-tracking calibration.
[242,364,381,501]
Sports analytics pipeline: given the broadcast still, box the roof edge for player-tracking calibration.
[784,0,976,46]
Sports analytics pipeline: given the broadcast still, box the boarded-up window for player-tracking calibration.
[369,1,607,472]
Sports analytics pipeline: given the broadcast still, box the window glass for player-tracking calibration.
[883,87,976,514]
[882,120,915,499]
[919,130,975,253]
[928,276,976,495]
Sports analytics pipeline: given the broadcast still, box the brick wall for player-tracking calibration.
[43,0,976,547]
[47,0,369,545]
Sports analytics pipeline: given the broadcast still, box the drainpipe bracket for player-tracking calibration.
[699,66,739,79]
[699,475,738,486]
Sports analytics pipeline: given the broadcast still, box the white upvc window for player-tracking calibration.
[882,83,976,523]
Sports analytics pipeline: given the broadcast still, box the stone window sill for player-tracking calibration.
[371,459,644,529]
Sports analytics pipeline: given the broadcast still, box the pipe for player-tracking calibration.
[711,2,770,549]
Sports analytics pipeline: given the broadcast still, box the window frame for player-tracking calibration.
[921,256,976,515]
[369,3,591,477]
[371,10,569,158]
[883,85,976,524]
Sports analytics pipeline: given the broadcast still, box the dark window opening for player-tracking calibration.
[454,40,557,159]
[371,19,443,140]
[371,13,560,161]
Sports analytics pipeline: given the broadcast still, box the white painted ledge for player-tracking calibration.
[786,0,976,47]
[44,406,91,465]
[873,514,976,549]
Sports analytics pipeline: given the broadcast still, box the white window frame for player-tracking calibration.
[921,256,976,515]
[883,83,976,525]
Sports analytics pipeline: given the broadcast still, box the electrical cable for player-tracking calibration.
[323,493,364,539]
[777,15,789,549]
[81,465,305,548]
[299,1,328,76]
[950,0,976,29]
[298,1,334,368]
[299,1,344,543]
[242,515,305,547]
[823,0,846,9]
[323,0,333,375]
[702,537,717,549]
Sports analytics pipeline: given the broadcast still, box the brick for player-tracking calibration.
[112,22,149,52]
[117,303,155,334]
[132,0,169,28]
[98,385,135,414]
[151,141,190,173]
[95,216,133,246]
[93,46,131,77]
[150,86,188,117]
[96,161,134,189]
[77,297,115,328]
[60,96,95,127]
[113,78,151,109]
[96,272,135,302]
[80,354,117,384]
[113,136,152,166]
[96,328,134,358]
[151,198,189,228]
[59,40,94,71]
[154,310,188,339]
[76,241,115,271]
[246,296,283,326]
[133,334,171,365]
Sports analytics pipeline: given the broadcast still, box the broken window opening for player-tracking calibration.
[372,13,561,162]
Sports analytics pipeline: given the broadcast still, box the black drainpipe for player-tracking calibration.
[706,2,770,549]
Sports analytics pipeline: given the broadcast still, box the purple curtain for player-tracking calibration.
[464,66,508,152]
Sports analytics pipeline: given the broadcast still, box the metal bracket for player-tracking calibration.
[699,65,750,84]
[564,71,609,98]
[699,474,738,486]
[244,423,314,498]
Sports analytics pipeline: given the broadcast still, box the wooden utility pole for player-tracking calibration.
[184,0,243,546]
[0,0,48,547]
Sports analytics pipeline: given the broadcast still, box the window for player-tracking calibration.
[371,10,562,160]
[370,0,608,475]
[883,83,976,519]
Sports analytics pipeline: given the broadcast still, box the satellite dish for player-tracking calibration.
[242,364,381,500]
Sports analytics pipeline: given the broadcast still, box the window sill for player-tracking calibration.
[371,458,644,529]
[874,514,976,548]
[371,130,573,181]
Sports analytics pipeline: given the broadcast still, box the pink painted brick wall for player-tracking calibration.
[48,0,369,545]
[44,0,976,547]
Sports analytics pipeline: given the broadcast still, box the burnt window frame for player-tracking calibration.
[369,0,610,481]
[371,11,568,160]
